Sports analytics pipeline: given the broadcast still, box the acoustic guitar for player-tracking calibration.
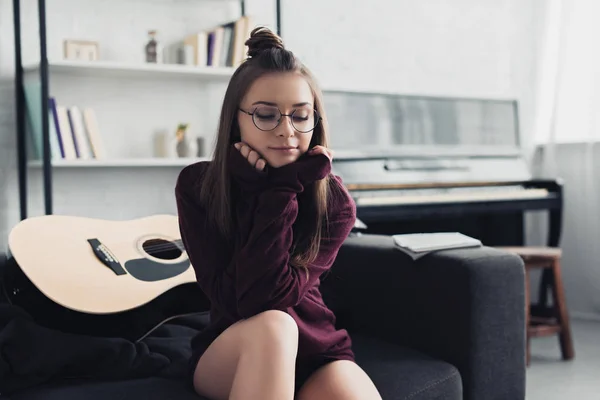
[3,214,210,342]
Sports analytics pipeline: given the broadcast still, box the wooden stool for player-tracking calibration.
[497,246,575,365]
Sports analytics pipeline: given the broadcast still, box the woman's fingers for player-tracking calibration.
[234,142,266,171]
[240,144,251,159]
[309,145,333,161]
[256,159,267,171]
[247,150,260,167]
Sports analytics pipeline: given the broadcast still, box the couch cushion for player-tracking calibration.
[10,333,461,400]
[352,334,462,400]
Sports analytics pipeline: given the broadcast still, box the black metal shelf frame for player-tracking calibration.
[12,0,282,220]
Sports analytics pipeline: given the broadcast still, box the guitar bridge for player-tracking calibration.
[87,239,126,275]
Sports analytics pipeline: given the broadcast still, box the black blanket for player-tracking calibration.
[0,302,208,396]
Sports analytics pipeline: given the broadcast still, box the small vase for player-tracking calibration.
[176,136,189,157]
[175,123,190,158]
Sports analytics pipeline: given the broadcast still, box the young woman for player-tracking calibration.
[175,27,382,400]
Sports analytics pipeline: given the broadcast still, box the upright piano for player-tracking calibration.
[323,89,563,248]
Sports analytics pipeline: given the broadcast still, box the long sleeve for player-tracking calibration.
[175,163,239,321]
[229,149,357,318]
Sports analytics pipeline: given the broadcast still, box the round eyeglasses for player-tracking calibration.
[239,105,321,133]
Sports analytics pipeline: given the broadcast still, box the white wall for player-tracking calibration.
[530,144,600,320]
[0,0,542,246]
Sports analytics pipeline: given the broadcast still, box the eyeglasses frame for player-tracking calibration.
[238,106,322,133]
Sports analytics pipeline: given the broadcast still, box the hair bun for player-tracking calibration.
[245,26,285,58]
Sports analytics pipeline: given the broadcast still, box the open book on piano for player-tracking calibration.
[392,232,482,260]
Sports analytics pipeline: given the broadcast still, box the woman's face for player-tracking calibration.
[237,72,316,168]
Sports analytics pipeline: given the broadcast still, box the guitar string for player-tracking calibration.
[143,241,183,250]
[138,240,185,253]
[143,239,182,248]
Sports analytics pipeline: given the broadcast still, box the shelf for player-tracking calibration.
[23,59,236,80]
[27,157,210,168]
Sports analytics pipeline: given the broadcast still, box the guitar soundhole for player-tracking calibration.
[142,239,182,260]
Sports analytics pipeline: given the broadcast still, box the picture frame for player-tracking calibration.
[63,40,99,61]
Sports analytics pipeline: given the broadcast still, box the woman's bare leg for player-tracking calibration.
[192,310,299,400]
[296,360,382,400]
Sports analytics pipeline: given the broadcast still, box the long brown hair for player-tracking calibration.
[199,27,331,274]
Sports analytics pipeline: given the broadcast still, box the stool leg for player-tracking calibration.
[551,259,575,360]
[525,267,531,366]
[537,269,551,313]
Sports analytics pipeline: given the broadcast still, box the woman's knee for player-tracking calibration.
[243,310,299,350]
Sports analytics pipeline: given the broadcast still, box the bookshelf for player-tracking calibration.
[27,157,211,168]
[23,60,237,80]
[13,0,283,220]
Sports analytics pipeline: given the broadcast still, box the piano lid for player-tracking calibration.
[322,89,522,159]
[331,155,533,189]
[321,89,530,186]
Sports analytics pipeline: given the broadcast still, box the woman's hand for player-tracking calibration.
[307,145,333,161]
[234,142,267,171]
[289,145,332,184]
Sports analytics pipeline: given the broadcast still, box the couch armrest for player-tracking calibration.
[321,234,526,400]
[0,252,7,304]
[0,252,6,279]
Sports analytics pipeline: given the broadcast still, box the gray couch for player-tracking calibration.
[0,233,526,399]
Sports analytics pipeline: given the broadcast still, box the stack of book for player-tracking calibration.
[25,81,105,161]
[177,15,254,68]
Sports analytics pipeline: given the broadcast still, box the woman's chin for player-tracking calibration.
[268,160,294,169]
[266,155,300,169]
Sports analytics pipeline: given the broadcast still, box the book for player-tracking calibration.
[392,232,482,260]
[82,108,105,159]
[56,106,77,160]
[23,81,62,160]
[68,106,93,159]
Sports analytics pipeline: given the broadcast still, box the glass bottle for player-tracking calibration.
[145,30,158,63]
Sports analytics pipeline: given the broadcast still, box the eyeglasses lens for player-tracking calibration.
[252,106,319,133]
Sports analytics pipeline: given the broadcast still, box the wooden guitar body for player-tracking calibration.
[3,214,210,342]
